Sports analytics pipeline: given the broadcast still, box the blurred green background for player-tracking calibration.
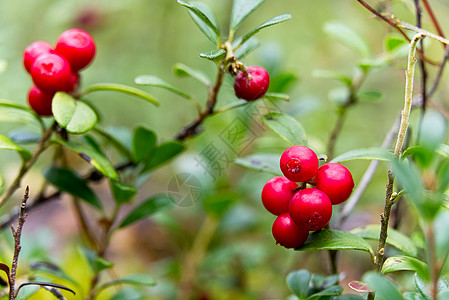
[1,0,449,299]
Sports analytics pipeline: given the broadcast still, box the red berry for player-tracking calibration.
[314,163,354,205]
[272,213,309,249]
[55,28,96,72]
[23,41,54,73]
[289,188,332,231]
[233,66,269,101]
[261,176,298,216]
[27,85,54,116]
[280,145,319,182]
[30,53,73,93]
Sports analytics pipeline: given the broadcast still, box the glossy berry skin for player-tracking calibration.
[261,176,298,216]
[280,145,319,182]
[315,163,354,205]
[27,85,54,116]
[272,213,309,249]
[289,188,332,231]
[23,41,54,73]
[233,66,269,101]
[55,28,96,72]
[30,53,74,93]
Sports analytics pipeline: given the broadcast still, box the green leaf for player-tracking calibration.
[414,273,431,300]
[142,141,185,172]
[173,63,211,86]
[0,173,4,196]
[134,75,191,99]
[308,285,343,299]
[100,274,156,291]
[43,166,102,209]
[234,37,260,59]
[381,256,428,277]
[234,153,282,176]
[286,269,311,298]
[434,211,449,264]
[330,147,393,163]
[109,288,144,300]
[230,0,264,31]
[15,285,40,300]
[82,247,114,273]
[351,225,418,257]
[264,92,290,102]
[357,90,383,102]
[119,194,174,228]
[402,146,434,169]
[110,180,137,205]
[0,135,32,161]
[30,261,78,285]
[52,139,118,180]
[419,110,447,152]
[385,35,407,52]
[9,130,41,144]
[199,49,226,61]
[93,127,133,161]
[362,272,404,300]
[437,144,449,158]
[238,14,291,47]
[177,0,220,45]
[437,159,449,192]
[52,92,98,134]
[262,112,307,146]
[323,21,371,57]
[132,126,157,163]
[403,292,426,300]
[83,83,159,106]
[335,295,365,300]
[203,191,239,218]
[0,100,44,129]
[298,230,373,255]
[312,70,352,87]
[268,73,298,93]
[328,87,350,106]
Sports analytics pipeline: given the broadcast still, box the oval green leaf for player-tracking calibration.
[262,112,307,146]
[234,153,281,176]
[99,274,156,292]
[230,0,264,31]
[142,141,185,173]
[323,21,371,57]
[0,135,32,161]
[237,14,291,48]
[0,100,44,130]
[199,49,226,61]
[110,180,137,205]
[173,63,211,86]
[119,194,174,228]
[286,269,311,298]
[264,92,290,102]
[381,256,428,276]
[234,37,260,59]
[83,83,159,106]
[134,75,191,99]
[43,166,102,209]
[351,225,418,257]
[309,286,343,299]
[132,126,157,163]
[330,147,393,163]
[362,272,404,300]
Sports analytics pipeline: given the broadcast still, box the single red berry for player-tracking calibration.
[30,53,73,93]
[261,176,298,216]
[55,28,96,72]
[272,213,309,249]
[314,163,354,205]
[280,145,319,182]
[27,85,55,116]
[289,188,332,231]
[233,66,269,101]
[23,41,54,73]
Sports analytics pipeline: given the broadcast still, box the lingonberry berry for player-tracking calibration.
[272,213,309,249]
[261,176,298,216]
[27,85,54,116]
[55,28,96,72]
[314,163,354,205]
[280,145,319,182]
[233,66,269,101]
[30,53,73,93]
[23,41,54,74]
[289,188,332,231]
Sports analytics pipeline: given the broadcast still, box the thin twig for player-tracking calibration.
[421,0,445,40]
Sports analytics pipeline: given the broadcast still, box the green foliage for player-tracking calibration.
[0,135,31,161]
[323,21,371,57]
[262,112,307,146]
[234,153,282,175]
[110,180,137,205]
[362,272,403,300]
[330,147,393,163]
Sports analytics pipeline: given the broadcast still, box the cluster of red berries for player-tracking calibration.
[233,66,269,101]
[23,28,96,116]
[261,145,354,249]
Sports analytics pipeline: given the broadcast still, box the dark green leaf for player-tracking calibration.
[177,0,220,45]
[119,194,174,228]
[234,153,281,176]
[52,139,118,180]
[385,35,407,52]
[199,49,226,61]
[82,247,114,273]
[0,134,31,161]
[203,191,239,218]
[173,63,211,86]
[298,230,373,255]
[234,37,260,59]
[286,269,311,298]
[351,225,418,257]
[308,285,343,299]
[142,141,185,172]
[238,14,291,47]
[312,70,352,87]
[99,274,156,291]
[381,256,428,277]
[403,292,426,300]
[323,21,370,57]
[262,112,307,146]
[134,75,191,99]
[402,146,434,169]
[43,166,101,209]
[84,135,104,156]
[330,147,393,163]
[83,83,159,106]
[52,92,98,134]
[230,0,264,31]
[109,288,144,300]
[312,274,339,290]
[133,126,157,163]
[264,93,290,102]
[268,73,298,93]
[110,180,137,205]
[362,272,404,300]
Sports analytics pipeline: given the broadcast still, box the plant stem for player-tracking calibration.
[427,224,439,300]
[9,186,29,300]
[374,33,425,272]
